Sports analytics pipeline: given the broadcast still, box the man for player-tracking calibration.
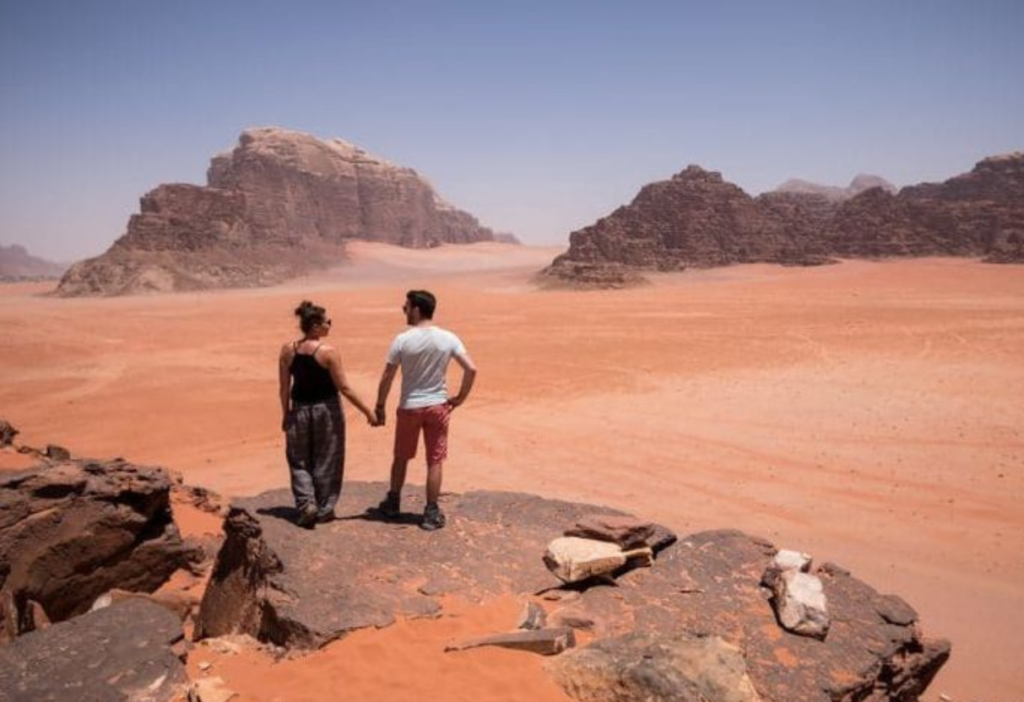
[375,290,477,530]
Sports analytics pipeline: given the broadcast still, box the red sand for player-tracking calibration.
[1,242,1022,701]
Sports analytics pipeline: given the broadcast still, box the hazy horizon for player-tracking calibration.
[2,1,1022,262]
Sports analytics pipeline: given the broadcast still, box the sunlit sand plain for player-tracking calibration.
[1,241,1022,701]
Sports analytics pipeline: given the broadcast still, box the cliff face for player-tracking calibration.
[546,153,1024,286]
[0,245,65,280]
[57,128,496,296]
[546,166,838,285]
[830,153,1024,261]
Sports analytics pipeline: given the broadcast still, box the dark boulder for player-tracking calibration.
[0,597,187,702]
[0,459,196,640]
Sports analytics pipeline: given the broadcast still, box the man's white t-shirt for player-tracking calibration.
[386,326,467,409]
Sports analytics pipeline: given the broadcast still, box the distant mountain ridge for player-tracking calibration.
[545,153,1024,286]
[773,174,897,202]
[57,128,500,296]
[0,245,66,280]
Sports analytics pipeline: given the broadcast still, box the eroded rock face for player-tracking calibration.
[57,127,497,296]
[0,459,196,640]
[550,632,763,702]
[830,153,1024,261]
[195,482,948,701]
[0,598,187,702]
[547,153,1024,286]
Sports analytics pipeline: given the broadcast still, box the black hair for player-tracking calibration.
[406,290,436,319]
[294,300,327,333]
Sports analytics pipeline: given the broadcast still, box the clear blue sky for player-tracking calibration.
[2,1,1022,261]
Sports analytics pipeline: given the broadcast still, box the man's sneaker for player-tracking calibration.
[420,503,446,531]
[296,503,318,529]
[316,511,336,524]
[377,491,401,519]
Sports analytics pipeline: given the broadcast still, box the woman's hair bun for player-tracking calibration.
[295,300,315,317]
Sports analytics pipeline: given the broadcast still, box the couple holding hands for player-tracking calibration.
[278,290,476,531]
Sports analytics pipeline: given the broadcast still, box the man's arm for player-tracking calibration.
[447,351,477,408]
[375,363,399,425]
[278,344,293,431]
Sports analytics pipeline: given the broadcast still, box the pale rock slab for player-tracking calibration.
[772,570,830,639]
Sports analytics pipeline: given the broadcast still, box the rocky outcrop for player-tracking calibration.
[543,165,839,287]
[494,232,523,245]
[196,482,948,701]
[774,174,897,202]
[0,244,65,281]
[0,459,196,641]
[0,598,187,702]
[546,153,1024,286]
[57,127,497,296]
[830,153,1024,261]
[550,632,763,702]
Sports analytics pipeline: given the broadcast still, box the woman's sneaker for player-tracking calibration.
[421,503,446,531]
[296,503,318,529]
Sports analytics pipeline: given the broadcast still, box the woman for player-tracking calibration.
[279,300,377,528]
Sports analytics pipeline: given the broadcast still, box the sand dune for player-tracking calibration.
[1,244,1022,701]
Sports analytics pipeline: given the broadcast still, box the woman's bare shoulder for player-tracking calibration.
[280,340,299,358]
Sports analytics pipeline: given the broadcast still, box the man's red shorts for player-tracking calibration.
[394,403,451,465]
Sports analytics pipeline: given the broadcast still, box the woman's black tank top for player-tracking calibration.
[290,345,338,404]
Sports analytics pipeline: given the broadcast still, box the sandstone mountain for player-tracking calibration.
[545,153,1024,286]
[774,174,896,201]
[0,244,65,280]
[57,128,497,296]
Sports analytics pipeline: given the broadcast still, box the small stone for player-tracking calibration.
[44,444,71,461]
[188,676,238,702]
[446,627,576,656]
[771,570,830,639]
[565,515,655,549]
[516,601,547,630]
[544,536,652,584]
[198,660,213,671]
[0,419,18,446]
[773,549,812,572]
[90,593,113,612]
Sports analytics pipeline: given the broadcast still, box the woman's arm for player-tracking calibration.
[278,343,294,431]
[324,348,378,425]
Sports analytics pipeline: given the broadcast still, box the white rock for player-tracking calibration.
[772,570,830,639]
[773,549,812,573]
[544,537,652,584]
[90,593,112,611]
[188,677,238,702]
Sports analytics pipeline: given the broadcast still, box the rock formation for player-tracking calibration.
[0,598,188,702]
[830,153,1024,261]
[494,232,523,244]
[196,482,949,701]
[546,153,1024,286]
[0,459,197,640]
[774,174,897,202]
[0,244,65,281]
[57,127,498,296]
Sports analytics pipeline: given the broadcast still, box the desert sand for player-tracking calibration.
[1,241,1022,701]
